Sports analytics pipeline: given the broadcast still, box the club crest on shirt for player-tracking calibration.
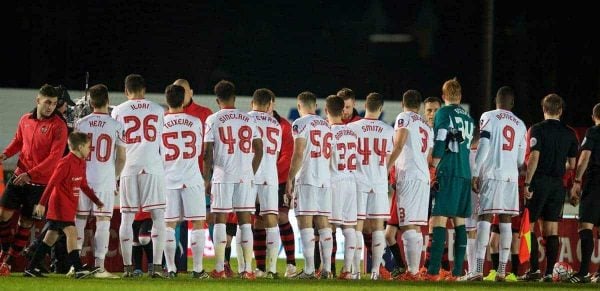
[40,125,48,134]
[530,137,537,147]
[292,124,298,135]
[397,119,405,127]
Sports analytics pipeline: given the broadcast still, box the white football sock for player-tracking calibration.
[191,229,205,272]
[164,227,177,272]
[498,223,512,276]
[119,212,135,265]
[75,217,87,250]
[265,226,280,274]
[213,223,227,272]
[300,228,316,274]
[319,228,333,273]
[371,230,385,274]
[240,223,254,273]
[475,220,491,274]
[353,231,363,274]
[94,220,110,269]
[150,209,166,266]
[342,228,356,273]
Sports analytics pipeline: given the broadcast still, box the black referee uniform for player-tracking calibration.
[526,119,578,278]
[527,120,578,222]
[579,126,600,225]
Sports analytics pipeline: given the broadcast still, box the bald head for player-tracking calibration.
[173,79,193,106]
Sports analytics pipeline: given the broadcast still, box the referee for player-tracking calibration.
[521,94,578,281]
[568,103,600,283]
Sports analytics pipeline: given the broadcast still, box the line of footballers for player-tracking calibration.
[0,74,597,283]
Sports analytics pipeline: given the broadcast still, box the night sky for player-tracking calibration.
[3,1,599,127]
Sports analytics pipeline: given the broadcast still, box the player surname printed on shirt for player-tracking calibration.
[75,113,124,191]
[330,124,358,181]
[479,109,527,181]
[162,113,204,189]
[347,118,394,193]
[291,114,332,187]
[249,111,282,185]
[394,111,433,183]
[204,108,259,183]
[111,99,165,176]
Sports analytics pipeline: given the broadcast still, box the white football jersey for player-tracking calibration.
[162,113,204,189]
[347,118,394,193]
[75,113,124,190]
[204,108,259,183]
[249,111,282,185]
[111,99,165,176]
[291,114,332,187]
[478,109,527,181]
[394,111,433,183]
[330,124,358,181]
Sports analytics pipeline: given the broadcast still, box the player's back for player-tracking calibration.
[433,104,474,178]
[249,110,282,185]
[205,108,257,183]
[330,124,358,181]
[112,99,165,176]
[75,113,124,189]
[479,109,526,181]
[292,114,332,187]
[348,118,394,193]
[394,111,432,182]
[163,113,204,189]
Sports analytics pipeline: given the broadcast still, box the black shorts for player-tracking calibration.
[579,180,600,226]
[278,183,289,209]
[132,219,153,243]
[226,222,237,237]
[428,187,437,219]
[526,175,565,222]
[0,180,45,219]
[46,220,75,231]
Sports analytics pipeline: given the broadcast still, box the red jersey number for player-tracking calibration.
[86,133,112,162]
[358,138,387,166]
[162,131,197,161]
[502,125,515,151]
[309,130,332,159]
[123,115,158,144]
[336,142,357,171]
[419,127,429,153]
[219,125,253,154]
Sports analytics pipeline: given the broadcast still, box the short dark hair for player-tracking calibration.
[402,90,422,109]
[495,86,514,108]
[252,88,275,106]
[325,95,344,117]
[336,88,355,100]
[541,93,564,115]
[68,131,90,150]
[39,84,59,98]
[365,92,384,112]
[297,91,317,107]
[593,103,600,119]
[165,84,185,108]
[125,74,146,94]
[214,80,235,101]
[423,96,442,106]
[89,84,109,108]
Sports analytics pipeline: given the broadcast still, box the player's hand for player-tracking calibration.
[13,172,31,186]
[0,154,5,164]
[96,202,105,209]
[524,185,533,200]
[471,176,481,193]
[33,204,45,218]
[569,184,581,206]
[285,179,294,203]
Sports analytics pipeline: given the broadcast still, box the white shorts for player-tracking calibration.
[165,184,206,222]
[357,190,367,220]
[257,184,278,216]
[396,179,429,226]
[120,174,166,213]
[330,179,357,225]
[211,182,256,213]
[365,190,390,220]
[294,184,331,217]
[466,190,479,230]
[77,187,114,217]
[478,179,519,216]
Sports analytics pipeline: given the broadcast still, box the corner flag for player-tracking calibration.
[519,208,531,263]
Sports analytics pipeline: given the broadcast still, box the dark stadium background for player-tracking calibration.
[2,1,598,127]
